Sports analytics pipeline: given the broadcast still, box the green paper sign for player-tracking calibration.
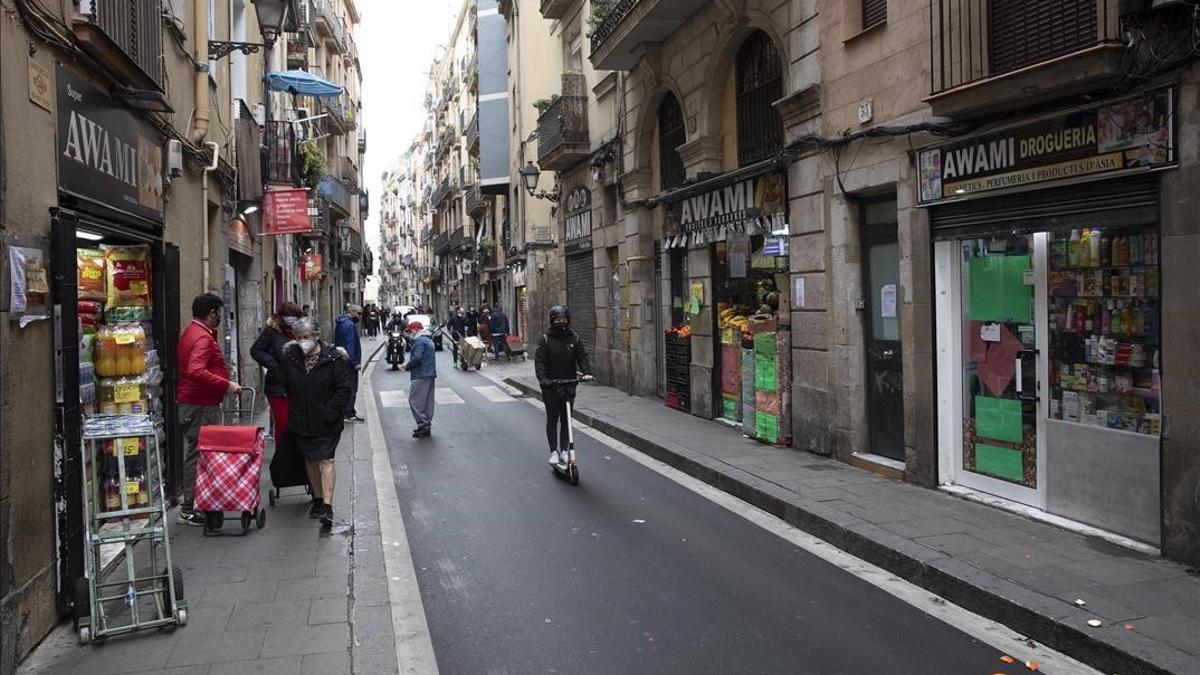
[969,255,1031,323]
[756,412,779,444]
[975,443,1023,482]
[975,396,1023,443]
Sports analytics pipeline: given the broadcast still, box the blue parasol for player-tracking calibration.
[265,70,344,98]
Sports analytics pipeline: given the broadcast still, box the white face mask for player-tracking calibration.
[298,339,317,354]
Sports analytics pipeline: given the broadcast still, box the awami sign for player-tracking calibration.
[663,171,788,248]
[263,188,311,235]
[56,65,164,222]
[918,89,1175,205]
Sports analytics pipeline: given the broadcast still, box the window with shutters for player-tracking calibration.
[989,0,1097,75]
[862,0,886,30]
[735,31,784,167]
[657,95,686,191]
[75,0,165,89]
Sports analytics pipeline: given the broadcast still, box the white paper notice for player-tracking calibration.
[980,322,1001,342]
[8,247,27,313]
[880,284,897,319]
[794,277,805,308]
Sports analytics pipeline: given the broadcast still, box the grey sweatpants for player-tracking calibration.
[178,403,221,503]
[409,378,436,428]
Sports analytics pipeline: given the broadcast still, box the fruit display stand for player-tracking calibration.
[76,415,186,643]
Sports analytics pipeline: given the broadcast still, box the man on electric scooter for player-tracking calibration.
[535,306,594,466]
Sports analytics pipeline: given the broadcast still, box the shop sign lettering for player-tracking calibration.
[919,89,1174,204]
[263,188,312,235]
[564,187,592,254]
[55,65,163,222]
[665,171,788,244]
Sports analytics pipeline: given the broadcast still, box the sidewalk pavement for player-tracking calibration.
[487,358,1200,675]
[17,387,400,674]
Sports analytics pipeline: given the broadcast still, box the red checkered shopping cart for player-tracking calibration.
[194,420,267,536]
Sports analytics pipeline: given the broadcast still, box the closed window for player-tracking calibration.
[862,0,887,30]
[735,31,784,167]
[989,0,1097,75]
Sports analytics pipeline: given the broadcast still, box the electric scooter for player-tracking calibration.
[546,378,590,486]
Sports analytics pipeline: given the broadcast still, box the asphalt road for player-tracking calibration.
[372,352,1030,675]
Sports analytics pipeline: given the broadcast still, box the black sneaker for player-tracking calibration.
[319,504,334,528]
[308,498,324,519]
[344,415,365,423]
[177,507,204,527]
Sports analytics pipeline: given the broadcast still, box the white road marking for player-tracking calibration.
[362,361,440,674]
[514,396,1100,675]
[379,391,407,408]
[435,388,465,404]
[474,385,516,403]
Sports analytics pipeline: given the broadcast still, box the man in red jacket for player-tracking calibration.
[177,293,240,525]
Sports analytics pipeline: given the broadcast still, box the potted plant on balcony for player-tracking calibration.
[532,95,560,116]
[476,238,496,267]
[299,139,326,189]
[585,1,614,39]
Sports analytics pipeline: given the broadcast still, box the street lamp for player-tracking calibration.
[208,0,290,58]
[519,162,559,202]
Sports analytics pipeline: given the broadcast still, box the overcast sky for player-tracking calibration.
[358,0,458,299]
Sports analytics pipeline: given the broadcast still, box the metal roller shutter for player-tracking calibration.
[930,174,1160,240]
[566,252,596,356]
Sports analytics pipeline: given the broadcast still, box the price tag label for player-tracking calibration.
[117,438,140,456]
[114,332,135,345]
[125,481,139,495]
[113,383,141,403]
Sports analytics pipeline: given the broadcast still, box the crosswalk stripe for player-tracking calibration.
[435,388,465,404]
[379,391,407,408]
[474,385,515,403]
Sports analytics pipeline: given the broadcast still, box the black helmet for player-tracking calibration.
[549,305,570,323]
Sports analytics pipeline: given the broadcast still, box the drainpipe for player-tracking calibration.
[202,142,220,291]
[192,0,211,144]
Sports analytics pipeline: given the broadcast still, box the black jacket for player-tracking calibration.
[446,314,468,338]
[280,342,354,439]
[249,320,290,397]
[489,311,510,335]
[465,312,478,336]
[535,328,593,387]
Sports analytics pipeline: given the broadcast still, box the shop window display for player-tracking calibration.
[1047,225,1161,436]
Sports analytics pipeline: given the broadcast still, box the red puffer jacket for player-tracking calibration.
[176,319,231,405]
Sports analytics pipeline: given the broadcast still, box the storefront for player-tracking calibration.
[50,65,181,601]
[563,187,595,355]
[923,89,1173,544]
[662,169,792,446]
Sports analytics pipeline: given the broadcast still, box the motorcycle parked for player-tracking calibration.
[386,329,406,371]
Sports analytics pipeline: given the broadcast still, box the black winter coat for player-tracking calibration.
[534,328,593,389]
[280,342,354,440]
[250,320,291,397]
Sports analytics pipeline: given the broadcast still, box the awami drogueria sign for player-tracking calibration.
[56,65,164,222]
[664,171,788,247]
[918,89,1174,205]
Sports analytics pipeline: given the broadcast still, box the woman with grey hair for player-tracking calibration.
[279,318,354,527]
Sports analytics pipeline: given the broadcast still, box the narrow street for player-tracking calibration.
[369,351,1078,674]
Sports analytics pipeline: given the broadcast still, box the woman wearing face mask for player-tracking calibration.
[251,302,308,495]
[280,318,354,527]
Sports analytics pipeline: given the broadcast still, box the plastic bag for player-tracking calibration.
[104,246,152,312]
[77,248,106,300]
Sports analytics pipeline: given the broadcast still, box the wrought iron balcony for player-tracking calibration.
[341,155,358,185]
[589,0,708,71]
[316,0,348,53]
[432,178,451,207]
[341,226,364,260]
[928,0,1123,118]
[358,128,367,154]
[536,73,589,172]
[322,95,356,135]
[433,231,451,254]
[465,112,480,154]
[465,184,486,218]
[264,121,300,187]
[319,175,354,214]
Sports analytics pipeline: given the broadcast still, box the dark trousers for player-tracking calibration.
[344,369,359,417]
[543,388,574,452]
[492,333,506,358]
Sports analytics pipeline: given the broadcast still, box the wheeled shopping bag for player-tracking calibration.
[194,425,267,535]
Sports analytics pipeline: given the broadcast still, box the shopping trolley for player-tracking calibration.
[194,389,267,535]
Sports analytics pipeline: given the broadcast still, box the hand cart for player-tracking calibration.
[195,388,267,536]
[459,336,487,371]
[76,415,187,643]
[503,335,527,361]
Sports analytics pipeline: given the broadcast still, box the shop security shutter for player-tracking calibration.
[929,174,1159,239]
[566,253,596,356]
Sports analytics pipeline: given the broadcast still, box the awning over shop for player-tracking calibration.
[266,70,343,98]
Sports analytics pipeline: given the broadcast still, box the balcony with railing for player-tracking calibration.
[320,175,355,214]
[928,0,1124,118]
[432,178,451,207]
[316,0,348,52]
[588,0,708,70]
[536,73,590,171]
[341,226,364,260]
[540,0,576,20]
[322,95,356,135]
[461,52,478,91]
[293,0,319,41]
[465,111,480,154]
[358,128,367,154]
[72,0,163,90]
[433,230,451,254]
[264,121,300,186]
[341,154,358,186]
[465,184,486,218]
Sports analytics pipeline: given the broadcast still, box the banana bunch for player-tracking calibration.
[720,308,749,329]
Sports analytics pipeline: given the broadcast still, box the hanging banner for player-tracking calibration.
[263,188,312,235]
[301,253,323,280]
[918,89,1174,205]
[664,171,788,246]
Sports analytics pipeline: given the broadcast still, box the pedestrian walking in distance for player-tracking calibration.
[281,318,354,528]
[177,293,240,525]
[334,304,364,422]
[401,321,438,438]
[446,307,468,363]
[535,306,594,465]
[489,303,510,358]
